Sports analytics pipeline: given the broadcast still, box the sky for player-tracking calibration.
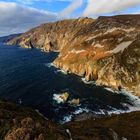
[0,0,140,36]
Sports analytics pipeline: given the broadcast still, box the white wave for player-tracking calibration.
[44,63,55,68]
[97,89,140,115]
[104,87,115,93]
[104,87,140,108]
[81,78,95,84]
[61,115,73,124]
[73,107,90,115]
[57,69,67,75]
[61,108,90,124]
[120,89,140,112]
[121,89,140,103]
[53,94,64,104]
[61,103,140,124]
[45,62,68,75]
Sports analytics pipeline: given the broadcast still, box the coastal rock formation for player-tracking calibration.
[53,92,69,103]
[0,100,140,140]
[8,15,140,96]
[70,98,80,106]
[0,100,66,140]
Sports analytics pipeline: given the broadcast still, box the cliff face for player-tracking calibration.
[8,15,140,96]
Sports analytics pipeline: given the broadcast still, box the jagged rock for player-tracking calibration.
[70,99,80,106]
[53,92,69,103]
[59,92,69,103]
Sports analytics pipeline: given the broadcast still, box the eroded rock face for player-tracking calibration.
[8,15,140,96]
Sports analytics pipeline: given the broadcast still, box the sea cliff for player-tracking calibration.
[8,15,140,96]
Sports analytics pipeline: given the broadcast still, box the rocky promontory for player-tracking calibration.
[8,15,140,96]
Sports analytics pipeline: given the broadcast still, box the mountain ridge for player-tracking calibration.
[8,14,140,97]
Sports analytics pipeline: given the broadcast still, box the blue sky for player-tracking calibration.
[5,0,71,12]
[0,0,140,36]
[2,0,140,15]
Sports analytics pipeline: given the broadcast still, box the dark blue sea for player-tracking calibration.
[0,43,140,123]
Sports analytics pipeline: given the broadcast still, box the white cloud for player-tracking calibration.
[83,0,140,17]
[0,2,57,36]
[59,0,83,18]
[1,0,140,36]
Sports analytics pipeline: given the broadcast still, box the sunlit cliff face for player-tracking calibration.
[8,15,140,96]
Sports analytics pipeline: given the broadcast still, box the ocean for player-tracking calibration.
[0,43,140,123]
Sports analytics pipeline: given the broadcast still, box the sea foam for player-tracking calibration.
[81,78,95,84]
[53,94,64,104]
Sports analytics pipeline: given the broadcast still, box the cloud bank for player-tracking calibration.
[59,0,83,18]
[0,0,140,36]
[0,1,57,36]
[83,0,140,17]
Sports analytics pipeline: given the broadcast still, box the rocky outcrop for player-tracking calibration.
[8,15,140,96]
[0,100,140,140]
[0,100,67,140]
